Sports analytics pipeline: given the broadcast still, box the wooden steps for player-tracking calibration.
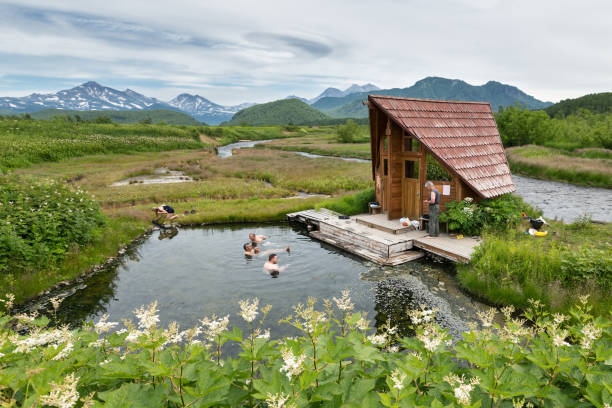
[310,231,423,266]
[288,209,480,265]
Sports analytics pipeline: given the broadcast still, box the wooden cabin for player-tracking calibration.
[367,95,515,220]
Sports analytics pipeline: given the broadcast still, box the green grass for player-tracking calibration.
[0,117,207,172]
[1,216,148,304]
[457,220,612,315]
[507,145,611,188]
[29,109,201,125]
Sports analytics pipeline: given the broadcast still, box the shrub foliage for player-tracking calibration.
[0,175,104,275]
[439,195,524,236]
[0,292,610,407]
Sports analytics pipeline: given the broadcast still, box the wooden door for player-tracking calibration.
[402,159,420,219]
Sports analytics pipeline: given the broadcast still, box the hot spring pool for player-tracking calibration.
[29,223,491,339]
[46,224,381,337]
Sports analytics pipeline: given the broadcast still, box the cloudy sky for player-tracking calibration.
[0,0,610,104]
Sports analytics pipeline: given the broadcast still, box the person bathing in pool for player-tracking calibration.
[264,253,288,277]
[244,243,289,258]
[248,233,266,248]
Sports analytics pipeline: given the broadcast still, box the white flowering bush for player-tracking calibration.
[0,175,104,275]
[439,194,524,236]
[0,292,610,407]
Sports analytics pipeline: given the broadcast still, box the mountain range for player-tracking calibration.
[287,83,380,104]
[0,77,553,125]
[0,82,253,125]
[312,77,553,118]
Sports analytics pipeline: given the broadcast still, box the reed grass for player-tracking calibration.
[457,220,612,315]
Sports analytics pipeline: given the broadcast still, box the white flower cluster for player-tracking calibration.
[462,206,475,216]
[238,298,259,323]
[476,307,497,328]
[355,315,369,331]
[94,314,119,334]
[417,324,449,352]
[499,318,532,345]
[580,322,602,350]
[266,392,295,408]
[367,333,387,346]
[333,290,354,312]
[444,373,480,406]
[409,306,437,325]
[39,372,80,408]
[200,315,230,342]
[280,347,306,380]
[390,368,407,391]
[292,300,328,334]
[133,301,160,330]
[255,328,271,340]
[12,326,72,356]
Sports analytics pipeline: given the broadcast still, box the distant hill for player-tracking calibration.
[312,77,553,118]
[223,99,329,126]
[168,93,254,125]
[30,109,201,125]
[545,92,612,117]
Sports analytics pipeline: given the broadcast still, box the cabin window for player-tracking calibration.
[383,136,388,152]
[404,160,419,179]
[403,136,411,152]
[383,159,388,176]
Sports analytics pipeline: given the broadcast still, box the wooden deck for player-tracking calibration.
[287,209,480,265]
[354,213,415,234]
[413,235,479,264]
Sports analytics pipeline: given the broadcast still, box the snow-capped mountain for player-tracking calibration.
[168,94,255,125]
[307,83,380,104]
[0,81,171,112]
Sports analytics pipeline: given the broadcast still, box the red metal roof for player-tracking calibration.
[369,95,515,198]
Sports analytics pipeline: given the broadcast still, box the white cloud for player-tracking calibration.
[0,0,610,104]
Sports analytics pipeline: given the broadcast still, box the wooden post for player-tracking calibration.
[419,143,427,218]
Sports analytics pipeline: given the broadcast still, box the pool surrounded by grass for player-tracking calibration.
[28,223,497,341]
[48,224,379,338]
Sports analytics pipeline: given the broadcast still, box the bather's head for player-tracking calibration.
[243,242,252,252]
[249,233,256,241]
[268,254,278,264]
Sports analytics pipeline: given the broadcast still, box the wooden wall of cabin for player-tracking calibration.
[387,120,404,219]
[374,108,387,208]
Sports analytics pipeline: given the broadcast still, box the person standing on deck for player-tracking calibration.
[423,181,439,237]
